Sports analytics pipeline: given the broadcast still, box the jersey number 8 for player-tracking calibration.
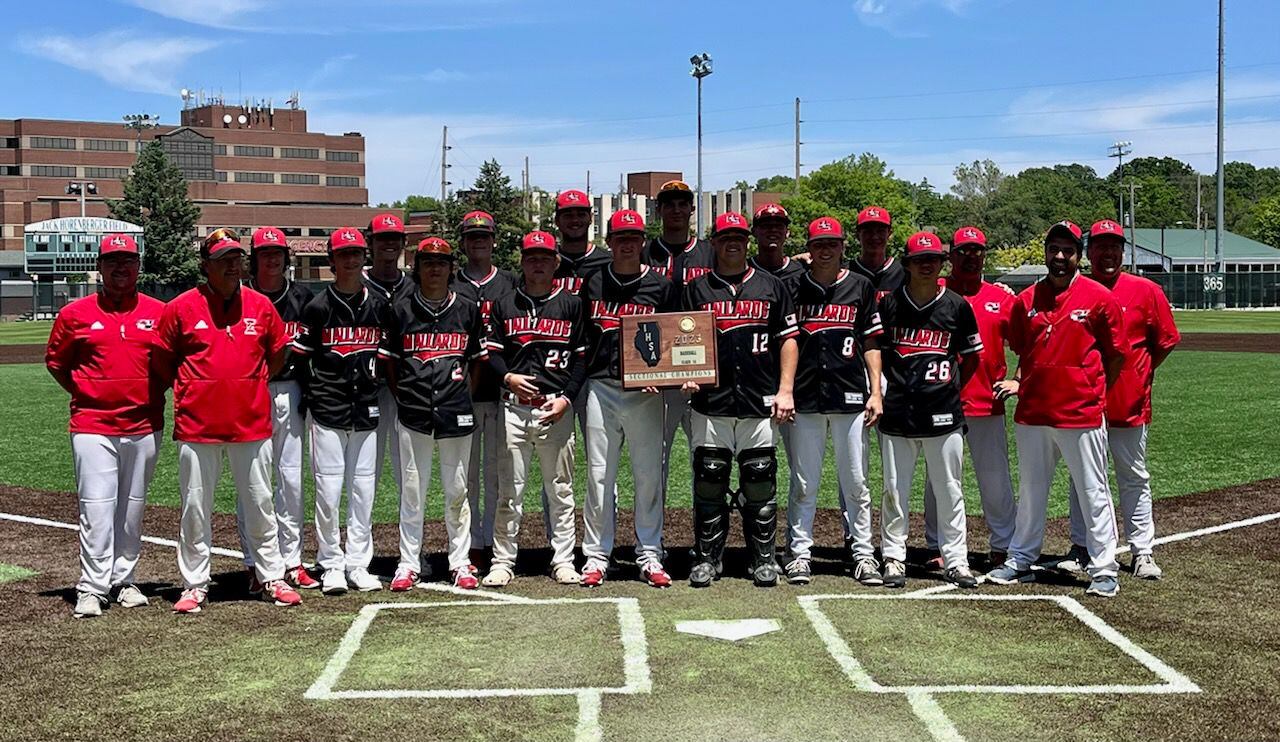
[841,336,857,358]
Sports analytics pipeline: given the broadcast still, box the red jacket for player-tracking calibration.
[1099,272,1181,427]
[947,279,1016,417]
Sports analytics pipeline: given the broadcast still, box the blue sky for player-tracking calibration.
[6,0,1280,203]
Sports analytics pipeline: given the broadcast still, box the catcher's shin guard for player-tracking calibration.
[692,446,733,564]
[737,446,779,570]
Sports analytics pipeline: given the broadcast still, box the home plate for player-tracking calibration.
[675,619,782,642]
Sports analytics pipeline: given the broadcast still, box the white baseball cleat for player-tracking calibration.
[74,591,105,618]
[321,569,349,595]
[347,568,383,592]
[115,584,149,608]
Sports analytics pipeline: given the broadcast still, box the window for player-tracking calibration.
[281,147,319,159]
[215,144,227,155]
[281,173,320,185]
[234,145,274,157]
[30,136,76,150]
[326,175,360,187]
[85,167,130,179]
[31,165,76,177]
[326,150,360,162]
[84,139,129,152]
[216,171,228,182]
[307,227,333,237]
[0,165,19,176]
[1,137,17,149]
[235,171,274,183]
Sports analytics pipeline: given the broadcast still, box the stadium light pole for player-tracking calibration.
[1214,0,1226,308]
[690,53,713,238]
[65,181,98,217]
[123,113,160,151]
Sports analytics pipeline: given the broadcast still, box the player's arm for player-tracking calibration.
[955,301,983,388]
[863,346,883,426]
[44,312,77,394]
[149,304,180,389]
[1097,295,1125,388]
[773,336,798,424]
[1149,288,1181,370]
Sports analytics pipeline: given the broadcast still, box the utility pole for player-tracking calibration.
[1126,182,1142,272]
[794,97,802,194]
[440,126,451,202]
[586,170,591,195]
[690,53,713,238]
[1108,140,1132,220]
[1198,173,1208,273]
[1214,0,1226,307]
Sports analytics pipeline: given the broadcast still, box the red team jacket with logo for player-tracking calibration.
[46,292,167,436]
[1009,275,1126,429]
[454,266,519,404]
[945,278,1016,417]
[486,286,588,400]
[292,286,390,431]
[249,279,314,383]
[381,291,487,438]
[580,265,678,380]
[646,236,716,289]
[1100,272,1181,427]
[154,285,288,443]
[553,245,612,295]
[791,270,883,415]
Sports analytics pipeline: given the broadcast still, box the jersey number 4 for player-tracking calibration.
[923,359,952,382]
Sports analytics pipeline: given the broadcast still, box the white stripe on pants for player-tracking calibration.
[467,401,503,547]
[1007,424,1119,578]
[374,385,403,494]
[397,423,473,572]
[922,415,1017,552]
[237,380,306,569]
[71,432,159,596]
[788,412,872,560]
[1067,424,1156,556]
[310,422,377,572]
[177,439,283,589]
[881,431,968,568]
[493,400,576,569]
[582,379,666,566]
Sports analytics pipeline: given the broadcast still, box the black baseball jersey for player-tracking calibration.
[486,285,587,398]
[682,267,799,419]
[453,266,518,403]
[849,256,905,301]
[646,236,716,290]
[292,285,390,431]
[750,255,807,283]
[249,279,314,383]
[792,270,883,414]
[363,269,417,306]
[581,265,677,380]
[553,244,612,295]
[876,286,983,438]
[381,291,486,438]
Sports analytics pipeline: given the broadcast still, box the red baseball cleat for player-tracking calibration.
[173,588,207,614]
[641,562,672,588]
[580,561,607,588]
[286,565,320,590]
[389,567,419,592]
[452,567,479,590]
[263,580,302,607]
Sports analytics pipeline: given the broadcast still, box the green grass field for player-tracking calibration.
[0,320,53,345]
[0,563,36,584]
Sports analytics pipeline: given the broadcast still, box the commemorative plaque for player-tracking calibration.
[619,311,719,390]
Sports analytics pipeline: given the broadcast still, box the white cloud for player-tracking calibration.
[851,0,973,36]
[124,0,263,29]
[18,31,218,96]
[122,0,525,34]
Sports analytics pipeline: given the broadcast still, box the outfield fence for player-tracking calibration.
[1149,271,1280,309]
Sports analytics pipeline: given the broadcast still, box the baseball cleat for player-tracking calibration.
[286,565,320,590]
[689,561,718,588]
[552,563,580,585]
[944,565,979,589]
[173,588,207,614]
[1132,554,1163,580]
[481,565,514,588]
[1085,575,1120,598]
[785,558,812,585]
[1054,544,1089,575]
[752,561,779,588]
[246,569,264,596]
[263,580,303,607]
[451,567,479,590]
[852,556,883,587]
[321,568,348,595]
[347,568,383,592]
[640,562,672,588]
[73,591,106,618]
[389,567,419,593]
[115,584,149,608]
[985,565,1035,585]
[580,560,607,588]
[881,558,907,588]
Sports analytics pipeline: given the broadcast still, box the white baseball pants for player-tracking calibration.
[788,412,873,561]
[582,379,666,566]
[466,401,503,548]
[310,422,378,572]
[236,380,307,569]
[492,399,577,570]
[177,439,283,589]
[397,424,473,572]
[1006,424,1119,578]
[923,415,1017,553]
[881,431,969,569]
[374,384,403,494]
[689,411,775,451]
[540,394,587,540]
[661,388,692,492]
[1067,424,1156,556]
[71,432,159,596]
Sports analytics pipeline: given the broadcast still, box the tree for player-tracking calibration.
[451,159,532,270]
[986,164,1112,248]
[1250,194,1280,249]
[987,236,1044,271]
[379,194,441,214]
[109,141,201,288]
[950,159,1005,226]
[799,153,919,246]
[754,174,798,193]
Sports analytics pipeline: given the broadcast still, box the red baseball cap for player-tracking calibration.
[753,203,789,223]
[251,226,288,251]
[521,230,557,253]
[460,211,496,235]
[856,206,891,227]
[905,231,946,260]
[952,226,986,248]
[555,189,590,212]
[806,217,845,243]
[202,228,244,259]
[99,233,138,256]
[416,237,454,259]
[1046,220,1084,245]
[608,209,645,235]
[369,213,405,235]
[713,211,750,236]
[328,227,367,251]
[1089,219,1124,240]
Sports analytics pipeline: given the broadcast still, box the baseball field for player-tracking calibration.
[1,311,1278,741]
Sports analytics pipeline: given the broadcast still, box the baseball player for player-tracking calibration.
[152,229,301,613]
[750,203,806,281]
[364,213,414,499]
[579,209,678,588]
[987,220,1126,598]
[233,226,318,593]
[483,231,588,587]
[553,189,612,294]
[385,237,487,591]
[291,227,390,594]
[1056,219,1181,580]
[682,211,799,588]
[877,231,983,589]
[920,227,1018,568]
[786,217,884,586]
[453,210,518,566]
[851,206,906,300]
[46,233,165,618]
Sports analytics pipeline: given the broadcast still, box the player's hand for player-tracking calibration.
[541,396,572,425]
[993,379,1020,401]
[642,386,661,395]
[505,372,540,401]
[864,393,883,427]
[681,381,700,396]
[994,281,1015,295]
[772,390,796,425]
[792,251,813,265]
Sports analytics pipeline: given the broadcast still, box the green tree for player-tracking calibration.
[988,236,1044,271]
[1250,194,1280,249]
[754,174,798,193]
[950,159,1005,227]
[109,141,201,288]
[381,194,442,214]
[986,164,1112,248]
[449,159,532,270]
[799,153,918,248]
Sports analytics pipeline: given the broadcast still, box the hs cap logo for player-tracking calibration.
[341,230,357,241]
[111,236,127,247]
[867,208,881,217]
[621,212,636,224]
[531,233,546,244]
[918,236,934,247]
[380,216,398,227]
[817,220,832,231]
[964,229,978,239]
[565,192,581,202]
[264,230,279,242]
[726,214,742,224]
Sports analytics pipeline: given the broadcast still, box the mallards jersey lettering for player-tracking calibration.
[250,279,314,383]
[292,286,390,430]
[581,266,677,380]
[849,256,905,301]
[682,268,799,418]
[453,266,518,403]
[553,245,612,295]
[486,286,587,396]
[381,291,487,438]
[645,236,716,289]
[792,270,883,414]
[363,270,417,306]
[876,287,983,437]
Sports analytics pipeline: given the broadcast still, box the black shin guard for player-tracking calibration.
[737,446,779,568]
[692,446,733,563]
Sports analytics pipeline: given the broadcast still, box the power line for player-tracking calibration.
[801,117,1280,147]
[806,94,1280,125]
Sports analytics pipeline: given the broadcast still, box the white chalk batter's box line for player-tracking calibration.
[305,597,652,701]
[798,593,1201,696]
